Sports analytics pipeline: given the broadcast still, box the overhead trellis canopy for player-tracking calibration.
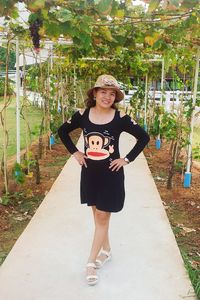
[0,0,199,56]
[0,0,199,87]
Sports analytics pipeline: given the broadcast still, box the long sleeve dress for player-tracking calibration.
[58,108,150,213]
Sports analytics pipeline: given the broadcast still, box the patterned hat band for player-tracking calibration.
[95,76,120,89]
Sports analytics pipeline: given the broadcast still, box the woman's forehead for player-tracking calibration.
[98,88,116,93]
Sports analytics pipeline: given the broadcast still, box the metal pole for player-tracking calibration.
[73,65,77,107]
[156,58,165,148]
[161,58,165,104]
[144,74,148,131]
[184,47,200,187]
[16,36,20,164]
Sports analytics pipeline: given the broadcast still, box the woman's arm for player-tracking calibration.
[57,111,82,154]
[121,114,150,162]
[109,113,150,171]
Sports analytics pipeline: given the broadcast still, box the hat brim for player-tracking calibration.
[87,86,124,103]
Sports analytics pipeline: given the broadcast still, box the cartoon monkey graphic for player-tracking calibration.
[84,132,114,160]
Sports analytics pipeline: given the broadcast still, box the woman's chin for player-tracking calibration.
[100,102,112,107]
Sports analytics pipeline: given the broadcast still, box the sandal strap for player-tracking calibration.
[95,259,102,265]
[101,249,111,257]
[86,262,96,268]
[86,275,98,280]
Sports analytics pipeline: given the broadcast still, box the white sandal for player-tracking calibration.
[86,262,98,286]
[95,249,112,269]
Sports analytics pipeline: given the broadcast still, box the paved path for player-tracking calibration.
[0,133,197,300]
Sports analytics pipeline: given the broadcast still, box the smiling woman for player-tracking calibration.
[58,74,150,286]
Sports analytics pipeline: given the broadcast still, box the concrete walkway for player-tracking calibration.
[0,133,197,300]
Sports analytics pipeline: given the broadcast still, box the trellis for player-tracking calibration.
[0,0,200,191]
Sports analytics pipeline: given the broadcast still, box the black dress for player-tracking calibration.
[58,108,150,212]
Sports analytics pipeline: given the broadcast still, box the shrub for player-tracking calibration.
[0,78,14,96]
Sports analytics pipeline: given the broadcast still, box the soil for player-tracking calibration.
[0,130,199,296]
[0,129,81,264]
[144,139,200,274]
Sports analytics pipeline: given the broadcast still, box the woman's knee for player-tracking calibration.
[95,209,110,226]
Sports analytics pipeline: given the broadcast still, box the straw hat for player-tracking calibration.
[87,74,124,102]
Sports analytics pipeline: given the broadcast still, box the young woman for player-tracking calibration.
[58,74,150,286]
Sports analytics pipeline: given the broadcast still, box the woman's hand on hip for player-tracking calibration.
[73,151,88,168]
[109,158,128,171]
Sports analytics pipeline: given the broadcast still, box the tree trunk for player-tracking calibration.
[35,155,40,184]
[38,117,44,159]
[167,140,179,189]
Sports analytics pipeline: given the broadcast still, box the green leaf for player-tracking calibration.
[0,195,10,206]
[153,38,168,50]
[170,0,180,7]
[28,13,40,24]
[28,0,45,12]
[96,0,113,15]
[41,8,49,20]
[44,21,62,38]
[181,0,199,9]
[60,22,79,37]
[82,15,93,24]
[99,26,113,41]
[79,20,91,34]
[56,8,73,23]
[148,0,160,13]
[78,33,92,49]
[115,9,125,19]
[10,7,19,19]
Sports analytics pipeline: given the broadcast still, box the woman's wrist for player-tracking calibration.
[124,157,130,164]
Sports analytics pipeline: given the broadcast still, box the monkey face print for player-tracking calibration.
[84,132,114,160]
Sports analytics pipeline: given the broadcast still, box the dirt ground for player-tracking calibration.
[0,130,80,264]
[144,139,200,272]
[0,131,199,293]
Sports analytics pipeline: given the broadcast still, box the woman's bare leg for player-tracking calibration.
[92,206,111,252]
[86,207,111,282]
[88,208,111,263]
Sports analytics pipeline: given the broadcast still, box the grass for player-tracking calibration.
[0,192,44,265]
[0,218,29,265]
[45,155,70,167]
[0,97,43,159]
[193,126,200,161]
[181,250,200,299]
[193,126,200,147]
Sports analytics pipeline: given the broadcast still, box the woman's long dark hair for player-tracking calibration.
[84,88,118,109]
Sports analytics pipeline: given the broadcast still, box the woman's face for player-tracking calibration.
[94,88,116,109]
